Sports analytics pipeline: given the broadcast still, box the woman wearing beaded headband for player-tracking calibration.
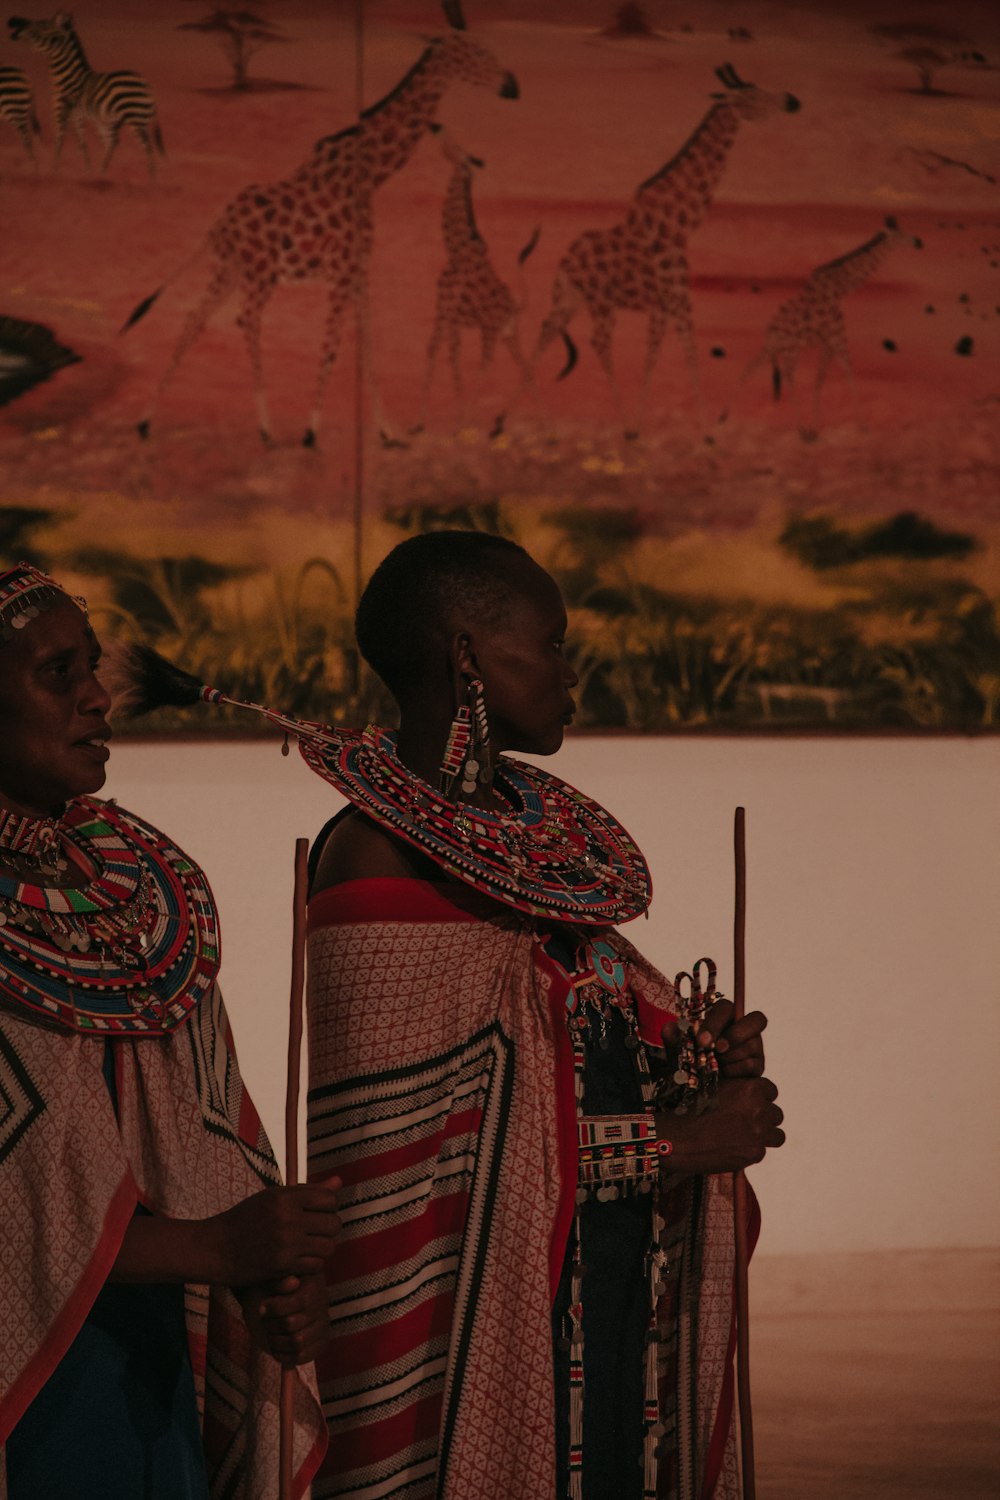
[0,564,339,1498]
[114,531,785,1500]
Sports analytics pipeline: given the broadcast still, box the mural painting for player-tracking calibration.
[1,0,998,731]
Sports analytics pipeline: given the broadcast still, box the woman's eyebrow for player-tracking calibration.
[34,645,77,667]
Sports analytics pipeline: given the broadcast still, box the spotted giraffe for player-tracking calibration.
[720,216,924,438]
[0,64,40,164]
[8,12,164,177]
[532,65,800,435]
[125,21,518,446]
[417,127,538,430]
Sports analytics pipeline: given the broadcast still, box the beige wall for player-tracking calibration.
[105,735,1000,1257]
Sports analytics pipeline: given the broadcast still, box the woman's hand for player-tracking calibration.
[674,1000,769,1079]
[240,1272,332,1367]
[659,1077,785,1177]
[218,1185,342,1286]
[110,1181,342,1287]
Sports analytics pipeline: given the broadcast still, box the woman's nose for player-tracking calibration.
[82,668,112,715]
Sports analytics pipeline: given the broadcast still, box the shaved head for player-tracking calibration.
[355,531,534,701]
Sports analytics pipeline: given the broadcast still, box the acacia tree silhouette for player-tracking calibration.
[178,7,292,92]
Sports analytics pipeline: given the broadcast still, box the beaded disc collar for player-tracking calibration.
[194,678,651,923]
[299,725,651,924]
[0,796,220,1035]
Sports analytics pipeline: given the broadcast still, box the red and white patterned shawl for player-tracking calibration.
[0,984,327,1500]
[306,877,749,1500]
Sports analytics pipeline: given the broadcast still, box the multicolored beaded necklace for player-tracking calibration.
[197,686,652,925]
[0,798,220,1035]
[307,725,652,924]
[0,807,65,876]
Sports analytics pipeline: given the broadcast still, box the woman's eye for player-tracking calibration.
[41,658,73,684]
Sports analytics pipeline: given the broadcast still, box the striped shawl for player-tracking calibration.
[306,878,750,1500]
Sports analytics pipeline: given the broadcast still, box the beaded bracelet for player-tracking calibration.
[577,1113,672,1192]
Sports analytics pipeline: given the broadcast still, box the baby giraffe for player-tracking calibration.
[720,216,924,439]
[417,125,538,433]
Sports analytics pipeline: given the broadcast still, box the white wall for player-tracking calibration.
[105,735,1000,1258]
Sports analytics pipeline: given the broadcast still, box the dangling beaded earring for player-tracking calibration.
[439,678,493,797]
[439,700,472,794]
[466,677,493,791]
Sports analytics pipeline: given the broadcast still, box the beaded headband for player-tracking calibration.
[0,563,85,644]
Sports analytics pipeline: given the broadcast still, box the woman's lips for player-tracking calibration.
[74,735,111,763]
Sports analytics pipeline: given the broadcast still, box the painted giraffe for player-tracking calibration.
[0,63,40,164]
[8,12,164,177]
[531,65,800,435]
[125,23,518,447]
[719,216,924,438]
[417,126,538,431]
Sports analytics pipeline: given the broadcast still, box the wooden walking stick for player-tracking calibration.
[279,838,311,1500]
[732,807,756,1499]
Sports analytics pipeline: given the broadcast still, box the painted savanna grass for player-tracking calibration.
[7,492,999,733]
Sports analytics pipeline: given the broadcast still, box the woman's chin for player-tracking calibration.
[522,729,565,758]
[68,765,109,802]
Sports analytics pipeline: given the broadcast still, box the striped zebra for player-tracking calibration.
[8,12,164,177]
[0,64,40,164]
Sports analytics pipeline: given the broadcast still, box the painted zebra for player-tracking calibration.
[0,64,40,164]
[8,12,164,177]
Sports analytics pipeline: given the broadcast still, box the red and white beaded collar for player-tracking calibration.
[196,685,651,925]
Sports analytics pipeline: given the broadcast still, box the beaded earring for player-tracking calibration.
[463,677,493,794]
[439,701,472,793]
[439,677,493,798]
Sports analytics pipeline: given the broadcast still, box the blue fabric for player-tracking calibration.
[6,1279,210,1499]
[5,1042,209,1499]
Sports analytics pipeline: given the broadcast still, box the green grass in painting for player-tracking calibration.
[9,501,1000,733]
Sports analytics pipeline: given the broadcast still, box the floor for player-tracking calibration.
[752,1303,1000,1498]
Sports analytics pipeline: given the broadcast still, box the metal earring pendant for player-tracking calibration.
[462,678,492,794]
[471,678,492,787]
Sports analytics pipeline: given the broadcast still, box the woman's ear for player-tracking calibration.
[449,630,479,684]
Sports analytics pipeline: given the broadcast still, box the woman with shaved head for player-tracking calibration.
[119,529,784,1500]
[305,532,783,1500]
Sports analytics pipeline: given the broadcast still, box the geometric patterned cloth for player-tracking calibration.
[0,984,327,1499]
[304,877,743,1500]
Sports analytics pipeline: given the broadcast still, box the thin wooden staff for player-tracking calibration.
[732,806,755,1500]
[279,838,310,1500]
